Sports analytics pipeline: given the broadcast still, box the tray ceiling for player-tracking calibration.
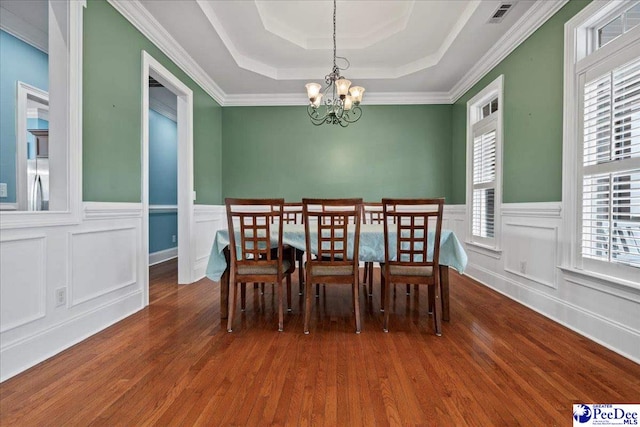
[138,0,541,102]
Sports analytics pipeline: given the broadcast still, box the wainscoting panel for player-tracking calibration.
[192,205,226,281]
[0,202,145,382]
[445,202,640,363]
[69,227,138,306]
[0,235,46,333]
[503,222,558,289]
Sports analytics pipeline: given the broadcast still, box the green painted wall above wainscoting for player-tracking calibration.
[221,105,453,202]
[83,0,222,205]
[450,0,592,204]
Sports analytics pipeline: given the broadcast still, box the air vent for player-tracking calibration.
[149,76,163,88]
[488,3,514,23]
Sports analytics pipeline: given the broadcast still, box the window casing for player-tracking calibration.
[466,76,503,250]
[563,0,640,285]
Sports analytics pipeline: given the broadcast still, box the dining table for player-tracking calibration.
[205,223,468,320]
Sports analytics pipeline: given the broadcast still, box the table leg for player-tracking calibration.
[220,248,230,319]
[439,265,450,322]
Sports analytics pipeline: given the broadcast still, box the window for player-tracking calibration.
[582,58,640,268]
[597,2,640,48]
[563,0,640,284]
[467,76,503,250]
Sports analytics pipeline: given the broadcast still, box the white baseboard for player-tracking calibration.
[0,290,143,382]
[149,247,178,266]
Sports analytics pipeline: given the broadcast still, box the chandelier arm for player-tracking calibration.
[342,107,362,123]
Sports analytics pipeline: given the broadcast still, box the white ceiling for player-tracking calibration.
[0,0,48,52]
[137,0,545,103]
[0,0,567,105]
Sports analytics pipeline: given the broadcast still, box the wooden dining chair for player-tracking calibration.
[302,198,363,334]
[225,198,292,332]
[381,198,444,336]
[361,202,384,296]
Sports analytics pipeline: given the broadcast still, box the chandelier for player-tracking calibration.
[305,0,365,127]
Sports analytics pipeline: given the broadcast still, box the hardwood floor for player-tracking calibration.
[1,260,638,425]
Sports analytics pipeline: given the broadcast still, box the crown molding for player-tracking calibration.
[448,0,569,103]
[365,92,452,105]
[223,91,453,107]
[224,93,308,107]
[0,5,48,53]
[107,0,226,106]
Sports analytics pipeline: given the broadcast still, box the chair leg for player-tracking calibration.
[278,279,284,332]
[227,281,237,332]
[304,279,313,334]
[363,262,369,284]
[286,274,292,312]
[240,283,246,311]
[432,281,442,336]
[380,273,385,312]
[383,275,392,332]
[260,283,265,295]
[406,284,410,295]
[316,283,320,298]
[428,285,435,314]
[353,279,361,334]
[298,259,304,296]
[368,263,374,296]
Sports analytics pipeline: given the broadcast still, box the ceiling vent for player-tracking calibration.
[488,3,514,23]
[148,76,163,88]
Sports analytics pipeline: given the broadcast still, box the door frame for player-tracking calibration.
[141,51,194,304]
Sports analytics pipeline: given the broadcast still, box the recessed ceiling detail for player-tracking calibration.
[254,1,415,50]
[195,0,482,80]
[133,0,557,102]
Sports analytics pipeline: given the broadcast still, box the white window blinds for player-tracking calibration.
[472,129,496,239]
[582,56,640,268]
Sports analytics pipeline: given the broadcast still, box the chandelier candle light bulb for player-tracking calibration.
[343,95,353,111]
[349,86,364,105]
[305,0,364,126]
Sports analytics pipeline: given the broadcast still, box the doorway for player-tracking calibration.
[148,79,178,271]
[141,51,194,306]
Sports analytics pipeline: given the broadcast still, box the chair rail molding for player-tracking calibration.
[83,202,143,220]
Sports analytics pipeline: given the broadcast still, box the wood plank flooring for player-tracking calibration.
[1,259,638,425]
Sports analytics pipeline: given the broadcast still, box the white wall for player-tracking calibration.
[443,203,640,363]
[0,202,226,382]
[2,201,636,381]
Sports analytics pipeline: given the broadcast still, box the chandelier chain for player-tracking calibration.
[332,0,337,72]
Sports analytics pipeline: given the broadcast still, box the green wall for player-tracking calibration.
[83,0,222,204]
[450,0,591,204]
[81,0,591,206]
[222,105,452,202]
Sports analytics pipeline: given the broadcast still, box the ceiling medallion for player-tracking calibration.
[305,0,365,127]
